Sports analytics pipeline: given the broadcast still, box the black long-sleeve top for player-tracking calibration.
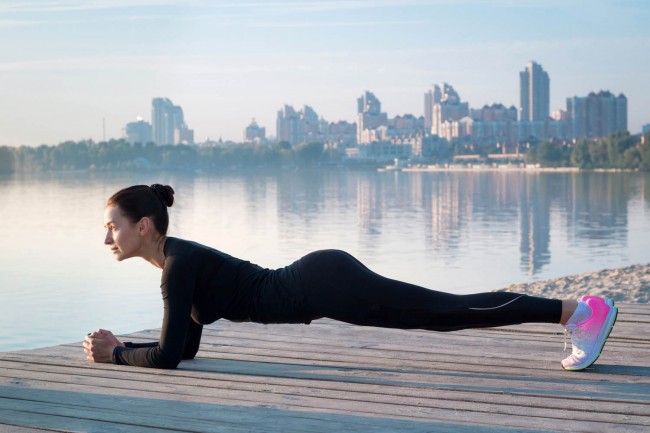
[112,237,275,369]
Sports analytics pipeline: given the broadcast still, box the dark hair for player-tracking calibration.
[107,184,175,235]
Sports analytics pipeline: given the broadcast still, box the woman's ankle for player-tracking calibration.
[560,299,579,325]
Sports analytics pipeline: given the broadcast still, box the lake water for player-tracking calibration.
[1,169,649,352]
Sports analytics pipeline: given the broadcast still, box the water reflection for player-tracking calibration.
[519,174,551,275]
[569,173,629,244]
[259,170,646,276]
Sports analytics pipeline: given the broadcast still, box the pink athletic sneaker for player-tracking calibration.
[562,296,618,371]
[580,295,611,305]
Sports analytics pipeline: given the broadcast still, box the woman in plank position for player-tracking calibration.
[84,184,618,371]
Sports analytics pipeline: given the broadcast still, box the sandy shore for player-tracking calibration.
[494,263,650,303]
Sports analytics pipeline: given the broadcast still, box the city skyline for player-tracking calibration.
[1,1,649,147]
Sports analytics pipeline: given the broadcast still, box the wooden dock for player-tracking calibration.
[1,303,648,432]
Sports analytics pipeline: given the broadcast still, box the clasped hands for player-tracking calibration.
[83,329,125,363]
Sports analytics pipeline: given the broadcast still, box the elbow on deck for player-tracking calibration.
[182,346,199,361]
[155,353,183,369]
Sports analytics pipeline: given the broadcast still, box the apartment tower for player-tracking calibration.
[151,98,193,145]
[519,62,550,122]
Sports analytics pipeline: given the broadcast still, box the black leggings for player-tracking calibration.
[293,250,561,331]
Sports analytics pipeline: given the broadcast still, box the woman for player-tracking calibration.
[84,184,618,371]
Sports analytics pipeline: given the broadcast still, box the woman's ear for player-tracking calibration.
[138,217,152,235]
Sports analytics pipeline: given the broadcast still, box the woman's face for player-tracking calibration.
[103,205,142,261]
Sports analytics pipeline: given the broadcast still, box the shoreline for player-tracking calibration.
[402,165,579,172]
[494,263,650,303]
[400,165,639,173]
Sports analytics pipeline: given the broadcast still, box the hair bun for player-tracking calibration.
[150,184,175,207]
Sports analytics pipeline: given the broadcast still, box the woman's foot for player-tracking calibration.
[562,296,618,371]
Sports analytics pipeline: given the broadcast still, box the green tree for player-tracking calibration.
[640,134,650,171]
[294,142,324,165]
[588,140,608,168]
[161,145,197,170]
[533,141,566,167]
[606,132,636,168]
[273,141,294,167]
[55,140,90,169]
[622,147,641,169]
[277,141,292,151]
[526,146,538,164]
[0,146,14,174]
[570,140,592,169]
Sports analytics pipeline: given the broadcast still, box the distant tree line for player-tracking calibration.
[1,131,649,175]
[526,132,650,170]
[0,140,333,174]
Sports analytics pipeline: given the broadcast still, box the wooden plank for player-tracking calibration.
[6,337,647,392]
[1,361,649,421]
[0,407,184,433]
[0,423,58,432]
[2,355,648,410]
[1,352,648,426]
[23,340,645,385]
[1,388,448,433]
[1,373,647,433]
[109,327,646,373]
[2,354,647,405]
[0,395,553,433]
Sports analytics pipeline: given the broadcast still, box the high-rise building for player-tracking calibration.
[465,104,518,149]
[301,105,320,140]
[321,120,357,148]
[125,118,152,145]
[519,61,550,122]
[389,114,424,132]
[423,85,442,130]
[430,83,469,136]
[243,119,266,143]
[152,98,173,145]
[357,91,388,144]
[276,105,324,146]
[470,104,517,122]
[174,125,194,145]
[276,105,302,145]
[566,91,627,139]
[151,97,194,145]
[357,90,382,115]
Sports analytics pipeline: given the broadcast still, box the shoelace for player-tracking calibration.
[563,324,579,351]
[563,329,570,351]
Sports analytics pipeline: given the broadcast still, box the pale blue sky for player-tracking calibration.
[1,0,648,146]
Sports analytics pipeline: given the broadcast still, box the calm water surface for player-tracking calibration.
[1,170,649,351]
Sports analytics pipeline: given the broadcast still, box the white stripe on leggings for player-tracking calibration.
[468,295,525,311]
